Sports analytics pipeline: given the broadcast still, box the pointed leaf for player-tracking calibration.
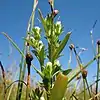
[53,32,71,60]
[31,64,44,78]
[38,9,48,33]
[62,69,72,75]
[38,46,45,66]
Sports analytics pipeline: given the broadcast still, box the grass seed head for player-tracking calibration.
[26,52,33,65]
[97,40,100,45]
[82,69,87,79]
[69,44,75,50]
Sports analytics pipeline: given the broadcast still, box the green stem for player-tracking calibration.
[16,48,26,100]
[85,78,91,98]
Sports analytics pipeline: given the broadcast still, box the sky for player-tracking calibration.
[0,0,100,83]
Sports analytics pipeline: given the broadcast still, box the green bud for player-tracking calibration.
[32,26,41,40]
[55,21,62,35]
[39,40,44,50]
[34,26,41,34]
[46,62,52,68]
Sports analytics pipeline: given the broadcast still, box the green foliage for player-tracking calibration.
[0,0,100,100]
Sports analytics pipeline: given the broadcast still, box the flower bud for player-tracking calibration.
[46,62,52,67]
[48,0,53,5]
[53,10,59,17]
[40,97,45,100]
[34,26,41,34]
[69,44,75,50]
[55,21,62,35]
[56,21,61,27]
[32,26,41,40]
[39,40,44,50]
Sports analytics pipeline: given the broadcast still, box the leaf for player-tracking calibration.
[1,32,25,58]
[50,72,68,100]
[62,69,72,75]
[38,46,45,67]
[38,9,48,33]
[32,50,39,58]
[31,64,44,78]
[53,32,71,60]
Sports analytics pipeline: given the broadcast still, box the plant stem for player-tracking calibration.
[16,48,26,100]
[0,61,6,100]
[26,65,31,100]
[83,79,86,100]
[85,78,91,98]
[68,53,100,83]
[96,40,100,95]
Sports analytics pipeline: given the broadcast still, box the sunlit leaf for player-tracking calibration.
[38,9,48,33]
[53,32,71,60]
[50,72,68,100]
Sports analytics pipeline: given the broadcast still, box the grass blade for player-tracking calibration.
[0,61,6,100]
[1,32,25,58]
[68,53,100,83]
[96,40,100,95]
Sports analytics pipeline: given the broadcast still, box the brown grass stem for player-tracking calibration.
[0,61,6,100]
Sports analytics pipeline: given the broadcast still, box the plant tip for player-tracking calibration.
[97,40,100,45]
[69,44,75,50]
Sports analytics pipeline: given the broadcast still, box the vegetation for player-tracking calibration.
[0,0,100,100]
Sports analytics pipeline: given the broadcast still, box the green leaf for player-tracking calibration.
[38,9,48,33]
[62,69,72,75]
[38,46,45,67]
[50,72,68,100]
[31,64,44,78]
[1,32,25,57]
[53,32,71,60]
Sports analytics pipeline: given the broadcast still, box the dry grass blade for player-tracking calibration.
[0,61,6,100]
[89,92,100,100]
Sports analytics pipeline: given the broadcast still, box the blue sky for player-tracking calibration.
[0,0,100,82]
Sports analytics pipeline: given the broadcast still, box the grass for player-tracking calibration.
[0,0,100,100]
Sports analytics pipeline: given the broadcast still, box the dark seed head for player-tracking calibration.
[69,44,75,50]
[82,69,87,79]
[48,0,53,5]
[26,52,33,65]
[97,40,100,45]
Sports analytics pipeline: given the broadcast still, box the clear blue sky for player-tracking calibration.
[0,0,100,82]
